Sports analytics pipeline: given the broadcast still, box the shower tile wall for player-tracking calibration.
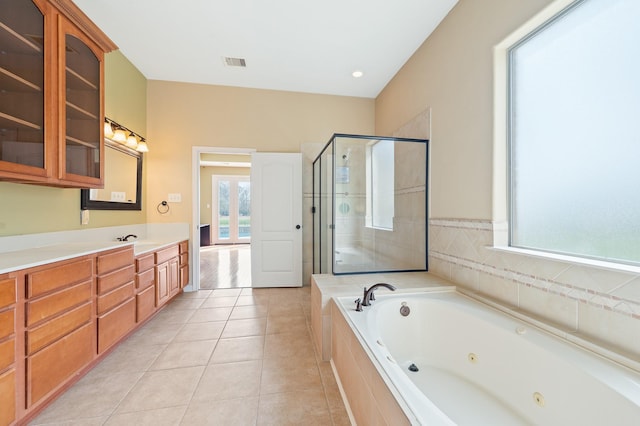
[429,218,640,358]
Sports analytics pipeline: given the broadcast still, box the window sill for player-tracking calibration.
[489,245,640,275]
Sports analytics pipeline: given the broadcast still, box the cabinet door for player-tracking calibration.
[155,261,169,307]
[168,257,180,297]
[58,17,104,187]
[0,0,50,180]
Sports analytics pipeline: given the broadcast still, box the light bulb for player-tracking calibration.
[104,120,114,138]
[126,133,138,149]
[136,139,149,152]
[113,129,127,143]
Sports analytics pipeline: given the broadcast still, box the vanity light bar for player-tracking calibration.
[104,117,149,152]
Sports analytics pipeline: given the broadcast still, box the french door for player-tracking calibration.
[212,175,251,244]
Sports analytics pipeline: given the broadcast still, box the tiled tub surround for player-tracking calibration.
[332,289,640,425]
[429,218,640,364]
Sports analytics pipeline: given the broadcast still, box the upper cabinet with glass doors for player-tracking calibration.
[0,0,116,188]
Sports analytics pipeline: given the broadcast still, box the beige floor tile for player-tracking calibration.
[165,297,206,310]
[181,397,259,426]
[31,371,143,423]
[173,321,225,342]
[260,355,322,395]
[115,366,204,414]
[188,307,233,323]
[236,294,270,307]
[257,388,332,426]
[201,295,238,308]
[210,335,264,363]
[263,330,315,360]
[151,307,197,325]
[268,302,306,317]
[105,406,187,426]
[210,288,243,297]
[87,341,166,378]
[150,339,217,370]
[265,313,308,335]
[126,322,183,346]
[229,305,268,320]
[222,318,267,338]
[331,406,354,426]
[191,360,262,402]
[179,290,212,299]
[30,416,108,425]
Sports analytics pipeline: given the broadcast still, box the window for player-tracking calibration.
[366,139,394,230]
[509,0,640,265]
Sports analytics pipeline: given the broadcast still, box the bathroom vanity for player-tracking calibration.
[0,237,189,425]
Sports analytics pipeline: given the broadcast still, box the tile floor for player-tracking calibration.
[30,287,351,425]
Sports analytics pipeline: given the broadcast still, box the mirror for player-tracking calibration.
[81,140,142,210]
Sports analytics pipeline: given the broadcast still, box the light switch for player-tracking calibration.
[81,210,90,225]
[168,193,182,203]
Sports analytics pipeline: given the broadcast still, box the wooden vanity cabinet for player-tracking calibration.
[24,256,95,409]
[0,0,116,187]
[96,247,135,354]
[0,276,18,426]
[155,245,179,308]
[135,253,156,323]
[179,241,189,288]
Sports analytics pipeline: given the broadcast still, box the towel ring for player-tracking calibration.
[157,200,170,214]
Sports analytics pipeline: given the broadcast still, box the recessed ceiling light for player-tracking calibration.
[352,70,364,78]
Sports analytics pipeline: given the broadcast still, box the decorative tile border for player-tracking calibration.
[429,219,640,318]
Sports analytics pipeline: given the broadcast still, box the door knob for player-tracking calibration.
[296,224,301,229]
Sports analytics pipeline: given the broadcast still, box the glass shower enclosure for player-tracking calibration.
[312,134,429,275]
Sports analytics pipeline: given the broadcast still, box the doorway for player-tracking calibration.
[191,147,255,291]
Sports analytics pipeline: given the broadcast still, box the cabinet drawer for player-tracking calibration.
[97,265,134,295]
[27,322,94,407]
[27,302,92,355]
[0,309,14,340]
[0,278,16,309]
[0,369,15,426]
[136,285,156,323]
[97,282,134,315]
[155,245,179,264]
[97,247,134,275]
[136,253,155,273]
[27,258,93,298]
[0,338,14,372]
[97,298,135,353]
[179,241,188,253]
[180,252,188,266]
[27,281,92,326]
[136,268,154,290]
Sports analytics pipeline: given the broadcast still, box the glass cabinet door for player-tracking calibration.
[60,19,102,183]
[0,0,46,175]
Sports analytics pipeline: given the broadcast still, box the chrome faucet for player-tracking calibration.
[117,234,138,242]
[362,283,396,306]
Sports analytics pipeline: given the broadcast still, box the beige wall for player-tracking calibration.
[376,0,553,220]
[0,50,147,236]
[145,80,375,226]
[376,0,640,356]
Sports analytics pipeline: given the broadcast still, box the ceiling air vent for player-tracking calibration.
[223,57,247,67]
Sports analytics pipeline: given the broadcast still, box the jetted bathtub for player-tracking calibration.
[334,290,640,425]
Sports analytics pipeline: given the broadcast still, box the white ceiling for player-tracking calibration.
[73,0,457,98]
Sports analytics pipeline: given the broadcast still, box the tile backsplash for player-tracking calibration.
[429,218,640,359]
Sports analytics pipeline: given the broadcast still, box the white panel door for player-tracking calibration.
[250,153,302,287]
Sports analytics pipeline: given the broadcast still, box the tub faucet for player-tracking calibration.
[117,234,137,242]
[362,283,396,306]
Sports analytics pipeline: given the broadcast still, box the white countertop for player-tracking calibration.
[0,223,190,274]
